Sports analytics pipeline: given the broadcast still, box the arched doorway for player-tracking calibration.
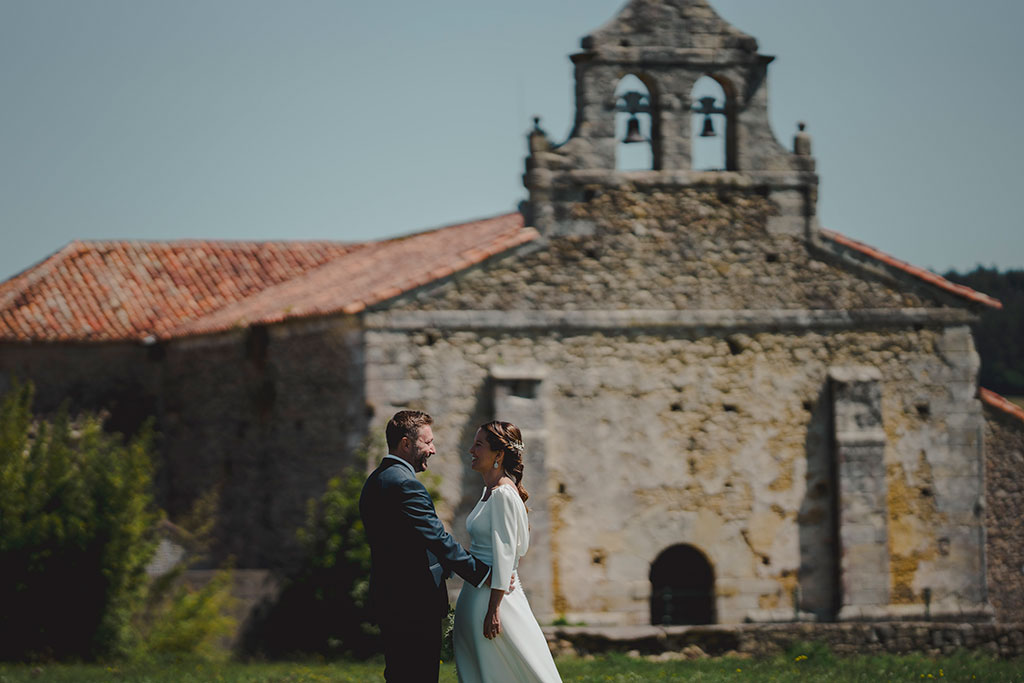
[649,544,715,625]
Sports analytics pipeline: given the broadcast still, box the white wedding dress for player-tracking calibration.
[454,484,561,683]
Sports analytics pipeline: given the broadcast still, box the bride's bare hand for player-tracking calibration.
[483,607,501,639]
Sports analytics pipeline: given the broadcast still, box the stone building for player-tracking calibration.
[2,0,1022,626]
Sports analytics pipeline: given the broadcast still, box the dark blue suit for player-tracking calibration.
[359,457,488,682]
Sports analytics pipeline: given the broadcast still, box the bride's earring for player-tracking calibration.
[493,460,501,470]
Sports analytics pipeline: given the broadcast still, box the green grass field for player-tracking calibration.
[1,649,1021,683]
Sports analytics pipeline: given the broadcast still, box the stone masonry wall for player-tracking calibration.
[1,316,368,571]
[545,622,1024,659]
[983,405,1024,623]
[400,188,936,313]
[368,183,986,624]
[363,322,986,625]
[0,341,159,437]
[157,317,367,568]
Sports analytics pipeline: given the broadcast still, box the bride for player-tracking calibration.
[453,421,562,683]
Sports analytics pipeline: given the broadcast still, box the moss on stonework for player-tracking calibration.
[886,454,943,605]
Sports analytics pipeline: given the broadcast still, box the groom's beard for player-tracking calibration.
[411,445,431,472]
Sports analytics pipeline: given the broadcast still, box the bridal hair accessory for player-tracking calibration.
[508,440,525,455]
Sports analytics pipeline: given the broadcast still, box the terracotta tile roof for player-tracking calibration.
[0,240,361,342]
[0,213,536,343]
[2,215,995,343]
[980,387,1024,424]
[168,213,537,338]
[820,229,1002,310]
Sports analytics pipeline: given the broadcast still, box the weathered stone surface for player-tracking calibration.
[363,316,989,624]
[1,317,369,570]
[394,188,939,315]
[830,367,889,610]
[545,622,1024,658]
[983,405,1024,623]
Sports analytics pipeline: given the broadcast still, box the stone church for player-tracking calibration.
[2,0,1022,627]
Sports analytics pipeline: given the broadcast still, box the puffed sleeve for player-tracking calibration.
[489,487,522,592]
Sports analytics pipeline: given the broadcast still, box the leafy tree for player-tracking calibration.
[944,267,1024,396]
[0,382,160,661]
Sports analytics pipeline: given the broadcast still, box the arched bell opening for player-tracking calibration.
[690,75,735,171]
[649,543,716,625]
[614,74,657,171]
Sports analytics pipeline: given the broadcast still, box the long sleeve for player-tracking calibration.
[397,475,489,586]
[488,487,526,592]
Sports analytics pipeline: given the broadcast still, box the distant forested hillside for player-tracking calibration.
[944,267,1024,396]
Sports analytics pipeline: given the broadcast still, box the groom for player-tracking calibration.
[359,410,490,682]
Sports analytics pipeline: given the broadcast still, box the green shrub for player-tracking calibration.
[240,440,379,659]
[137,568,237,660]
[132,491,238,661]
[0,382,160,661]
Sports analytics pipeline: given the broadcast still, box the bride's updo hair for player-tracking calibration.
[480,420,529,505]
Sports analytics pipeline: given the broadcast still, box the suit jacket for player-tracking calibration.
[359,457,489,624]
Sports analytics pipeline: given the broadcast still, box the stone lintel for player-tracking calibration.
[572,46,762,67]
[364,308,973,332]
[828,365,883,384]
[833,431,887,447]
[547,168,817,190]
[490,364,548,381]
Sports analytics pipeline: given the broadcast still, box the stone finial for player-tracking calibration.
[529,116,550,154]
[794,122,812,156]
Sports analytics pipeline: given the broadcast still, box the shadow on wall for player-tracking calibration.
[235,435,383,660]
[797,381,839,621]
[454,380,497,537]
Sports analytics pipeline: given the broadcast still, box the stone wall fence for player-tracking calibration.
[544,622,1024,659]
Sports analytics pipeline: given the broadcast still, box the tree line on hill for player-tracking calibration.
[944,267,1024,397]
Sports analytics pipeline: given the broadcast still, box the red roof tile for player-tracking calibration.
[820,229,1002,310]
[3,216,997,343]
[0,240,362,342]
[980,387,1024,424]
[167,213,537,338]
[0,213,537,343]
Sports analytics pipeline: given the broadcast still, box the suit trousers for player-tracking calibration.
[380,615,443,682]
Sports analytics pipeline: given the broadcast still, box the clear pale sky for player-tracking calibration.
[1,0,1022,283]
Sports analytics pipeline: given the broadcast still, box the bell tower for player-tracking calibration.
[524,0,818,238]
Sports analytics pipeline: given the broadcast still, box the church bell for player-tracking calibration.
[699,114,716,137]
[622,115,646,144]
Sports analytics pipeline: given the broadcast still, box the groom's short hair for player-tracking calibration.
[386,410,433,452]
